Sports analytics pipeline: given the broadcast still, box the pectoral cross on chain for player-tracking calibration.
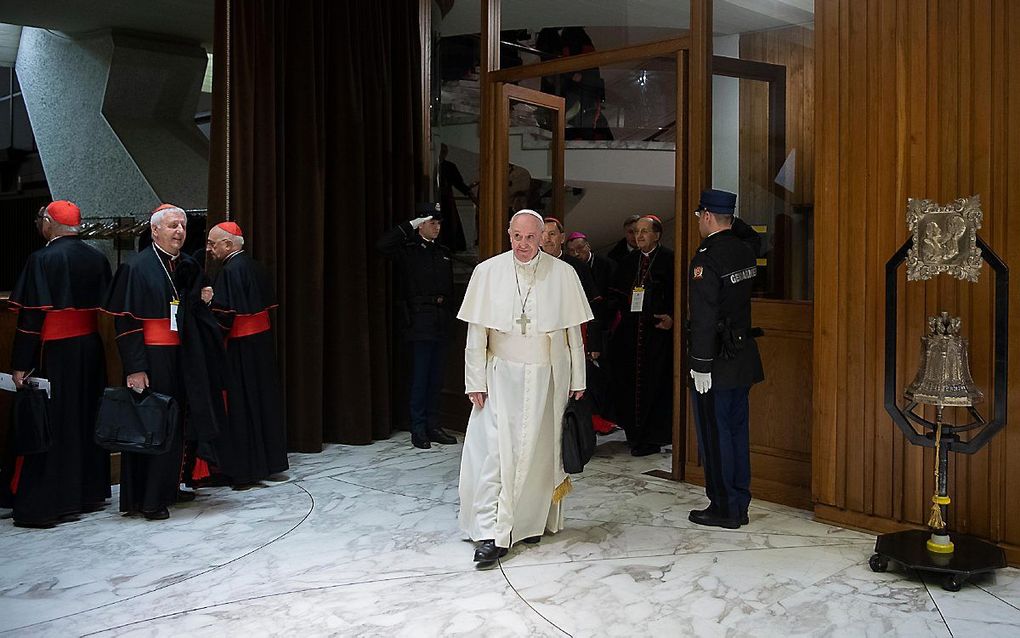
[516,312,531,335]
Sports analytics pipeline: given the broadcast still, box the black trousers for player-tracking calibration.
[119,345,184,514]
[408,339,446,436]
[691,385,752,519]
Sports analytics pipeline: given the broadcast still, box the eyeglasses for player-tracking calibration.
[206,237,229,248]
[694,207,709,218]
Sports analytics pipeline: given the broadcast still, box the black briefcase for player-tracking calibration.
[562,396,596,474]
[94,387,179,455]
[13,387,51,455]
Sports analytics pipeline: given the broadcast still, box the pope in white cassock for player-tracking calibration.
[457,209,593,565]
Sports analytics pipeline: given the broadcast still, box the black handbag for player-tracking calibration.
[13,387,51,455]
[94,387,179,455]
[562,395,596,474]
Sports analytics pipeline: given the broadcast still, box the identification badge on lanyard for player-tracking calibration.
[169,300,180,332]
[630,287,645,312]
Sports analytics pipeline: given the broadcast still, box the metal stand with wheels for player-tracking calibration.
[878,197,1009,591]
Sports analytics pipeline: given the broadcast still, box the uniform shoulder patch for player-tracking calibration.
[693,266,704,279]
[725,266,757,284]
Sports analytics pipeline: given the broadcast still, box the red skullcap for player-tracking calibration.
[566,231,587,241]
[641,214,662,225]
[213,221,243,236]
[46,200,81,226]
[151,203,185,219]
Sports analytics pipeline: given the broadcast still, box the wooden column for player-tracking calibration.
[478,0,501,258]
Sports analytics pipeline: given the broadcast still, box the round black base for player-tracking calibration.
[870,529,1006,591]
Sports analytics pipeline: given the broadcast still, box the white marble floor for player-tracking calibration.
[2,432,1019,637]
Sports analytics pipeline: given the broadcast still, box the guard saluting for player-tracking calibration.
[687,189,764,529]
[377,203,458,449]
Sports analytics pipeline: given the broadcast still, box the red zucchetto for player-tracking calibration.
[46,200,81,226]
[213,221,243,236]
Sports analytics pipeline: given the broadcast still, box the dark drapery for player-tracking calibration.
[208,0,422,451]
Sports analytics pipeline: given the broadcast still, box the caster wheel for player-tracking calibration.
[869,554,888,573]
[942,575,963,592]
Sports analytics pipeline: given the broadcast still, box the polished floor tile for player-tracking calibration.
[0,432,1016,637]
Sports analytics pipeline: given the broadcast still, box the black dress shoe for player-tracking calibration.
[688,508,741,529]
[13,520,56,529]
[143,507,170,520]
[427,428,457,444]
[522,536,542,544]
[232,482,267,491]
[411,433,432,449]
[630,444,661,457]
[473,539,508,562]
[691,504,749,526]
[176,490,197,503]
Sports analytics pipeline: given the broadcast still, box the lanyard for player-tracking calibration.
[153,246,181,302]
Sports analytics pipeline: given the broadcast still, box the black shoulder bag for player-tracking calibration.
[562,395,596,474]
[13,386,51,455]
[95,387,179,455]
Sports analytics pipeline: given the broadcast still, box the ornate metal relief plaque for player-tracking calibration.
[906,196,983,282]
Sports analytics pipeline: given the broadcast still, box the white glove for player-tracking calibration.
[690,369,712,394]
[410,216,433,229]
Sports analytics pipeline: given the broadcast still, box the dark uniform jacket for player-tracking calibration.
[606,237,634,265]
[587,253,617,326]
[688,227,764,390]
[555,250,602,354]
[376,222,454,341]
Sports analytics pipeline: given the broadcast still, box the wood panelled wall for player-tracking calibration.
[739,27,815,300]
[813,0,1020,562]
[738,27,815,213]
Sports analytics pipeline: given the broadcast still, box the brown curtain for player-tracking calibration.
[208,0,422,451]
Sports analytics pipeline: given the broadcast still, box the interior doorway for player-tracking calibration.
[482,38,693,479]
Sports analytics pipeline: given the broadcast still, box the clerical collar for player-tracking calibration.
[548,248,563,259]
[153,242,180,261]
[46,234,72,247]
[641,246,658,258]
[224,249,244,262]
[587,254,594,266]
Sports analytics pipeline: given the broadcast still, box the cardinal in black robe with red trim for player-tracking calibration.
[101,204,224,520]
[1,201,112,528]
[205,222,288,487]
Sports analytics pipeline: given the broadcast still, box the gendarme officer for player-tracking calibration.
[687,189,764,529]
[377,202,458,449]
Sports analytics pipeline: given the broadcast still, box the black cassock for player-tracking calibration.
[102,245,224,514]
[608,245,675,448]
[1,237,112,525]
[210,251,288,484]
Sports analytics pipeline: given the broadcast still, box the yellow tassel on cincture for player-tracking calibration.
[928,500,945,529]
[552,477,573,504]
